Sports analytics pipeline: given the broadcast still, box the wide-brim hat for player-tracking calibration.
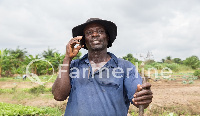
[72,18,117,49]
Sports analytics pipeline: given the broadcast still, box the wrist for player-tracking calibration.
[63,56,72,64]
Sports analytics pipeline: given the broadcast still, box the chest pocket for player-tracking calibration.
[94,67,123,89]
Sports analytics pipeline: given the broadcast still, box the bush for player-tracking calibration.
[164,63,179,72]
[183,56,200,69]
[29,85,46,95]
[149,62,164,70]
[193,70,200,79]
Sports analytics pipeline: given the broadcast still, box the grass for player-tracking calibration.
[0,102,63,116]
[147,70,199,82]
[0,86,51,94]
[0,85,53,103]
[0,85,63,115]
[0,74,58,83]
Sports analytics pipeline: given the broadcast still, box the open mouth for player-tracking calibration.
[92,40,100,44]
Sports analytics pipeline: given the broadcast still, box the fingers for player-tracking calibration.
[66,36,83,59]
[137,84,142,92]
[133,83,153,106]
[70,41,80,47]
[141,83,151,90]
[69,36,83,47]
[133,99,152,105]
[71,36,83,42]
[134,89,153,98]
[132,94,153,102]
[136,83,151,92]
[132,92,153,105]
[75,45,84,52]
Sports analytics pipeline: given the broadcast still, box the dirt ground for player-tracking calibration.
[0,78,200,115]
[129,78,200,115]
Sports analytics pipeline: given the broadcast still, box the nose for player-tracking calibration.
[92,31,99,37]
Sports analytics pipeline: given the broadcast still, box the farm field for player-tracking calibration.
[0,73,200,116]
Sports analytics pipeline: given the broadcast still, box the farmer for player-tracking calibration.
[52,18,153,116]
[23,74,27,80]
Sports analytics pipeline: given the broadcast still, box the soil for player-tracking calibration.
[0,78,200,115]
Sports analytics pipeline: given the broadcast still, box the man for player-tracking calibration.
[23,74,27,80]
[52,18,153,116]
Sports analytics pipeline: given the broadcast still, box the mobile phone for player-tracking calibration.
[80,35,85,46]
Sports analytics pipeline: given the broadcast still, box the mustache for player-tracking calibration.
[91,37,100,41]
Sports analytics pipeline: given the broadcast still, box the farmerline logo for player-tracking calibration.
[58,62,173,79]
[26,59,173,85]
[26,59,54,85]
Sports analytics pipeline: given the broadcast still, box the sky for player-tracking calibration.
[0,0,200,61]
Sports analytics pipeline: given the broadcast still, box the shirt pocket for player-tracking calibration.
[94,70,122,89]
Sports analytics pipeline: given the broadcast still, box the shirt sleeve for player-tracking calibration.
[123,61,142,104]
[69,60,77,87]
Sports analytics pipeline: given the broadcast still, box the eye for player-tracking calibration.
[86,31,93,35]
[98,29,105,34]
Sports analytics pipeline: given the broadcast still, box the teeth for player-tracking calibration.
[93,41,99,44]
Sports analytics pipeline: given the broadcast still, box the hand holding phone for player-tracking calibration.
[66,36,84,60]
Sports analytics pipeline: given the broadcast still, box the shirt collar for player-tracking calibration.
[79,52,118,67]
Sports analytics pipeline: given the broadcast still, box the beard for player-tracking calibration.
[90,44,107,51]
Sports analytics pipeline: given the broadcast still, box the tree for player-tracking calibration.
[183,56,200,69]
[173,58,182,64]
[8,47,27,73]
[0,49,5,78]
[165,56,173,63]
[48,52,65,74]
[25,55,41,75]
[9,46,27,61]
[0,49,11,77]
[42,47,57,59]
[161,59,165,63]
[166,56,172,61]
[122,53,139,64]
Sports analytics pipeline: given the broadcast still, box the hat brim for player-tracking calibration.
[72,20,117,49]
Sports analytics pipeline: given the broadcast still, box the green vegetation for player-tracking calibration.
[0,47,82,78]
[0,48,199,115]
[29,85,52,95]
[0,102,63,116]
[193,70,200,79]
[0,74,57,83]
[122,53,200,73]
[183,56,200,69]
[122,53,140,65]
[0,84,64,115]
[0,47,199,78]
[0,85,51,95]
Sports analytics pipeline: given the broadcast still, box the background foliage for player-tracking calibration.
[0,47,199,78]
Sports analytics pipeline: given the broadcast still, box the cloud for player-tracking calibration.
[0,0,200,61]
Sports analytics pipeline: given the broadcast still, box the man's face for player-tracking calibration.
[84,23,109,51]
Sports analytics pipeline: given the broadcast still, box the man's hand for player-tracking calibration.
[132,83,153,108]
[66,36,84,60]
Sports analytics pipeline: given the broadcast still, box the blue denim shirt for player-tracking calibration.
[64,52,142,116]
